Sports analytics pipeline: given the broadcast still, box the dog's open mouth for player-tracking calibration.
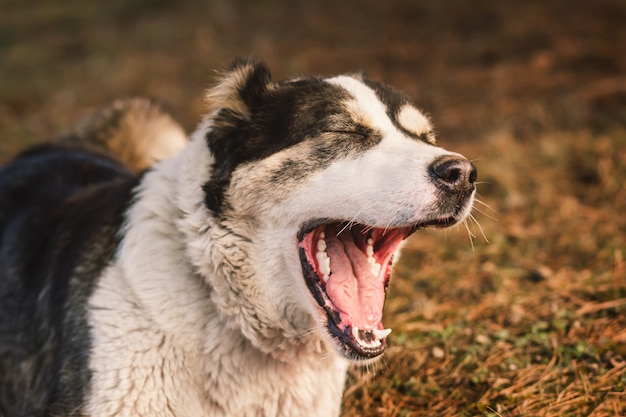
[298,218,454,361]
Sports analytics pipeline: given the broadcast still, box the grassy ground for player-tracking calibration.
[1,0,625,415]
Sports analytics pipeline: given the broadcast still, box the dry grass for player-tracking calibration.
[1,0,625,415]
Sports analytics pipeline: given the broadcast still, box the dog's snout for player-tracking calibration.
[429,155,477,191]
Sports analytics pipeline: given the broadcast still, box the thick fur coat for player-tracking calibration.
[0,60,476,416]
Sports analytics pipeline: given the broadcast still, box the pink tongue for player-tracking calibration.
[324,226,384,330]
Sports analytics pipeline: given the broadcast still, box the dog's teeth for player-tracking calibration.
[316,236,331,282]
[365,240,379,275]
[317,254,331,281]
[370,261,381,276]
[320,232,325,239]
[352,326,359,340]
[320,255,331,272]
[373,328,392,340]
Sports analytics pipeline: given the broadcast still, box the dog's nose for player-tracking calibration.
[429,155,477,192]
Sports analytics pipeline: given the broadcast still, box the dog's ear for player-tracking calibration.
[205,59,272,119]
[202,60,273,215]
[346,70,366,81]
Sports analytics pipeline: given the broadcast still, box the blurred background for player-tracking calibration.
[1,0,624,149]
[1,0,625,415]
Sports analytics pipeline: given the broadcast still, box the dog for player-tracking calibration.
[0,59,476,416]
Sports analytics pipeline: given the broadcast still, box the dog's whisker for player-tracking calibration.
[462,219,476,251]
[337,223,350,236]
[472,197,498,215]
[361,225,375,235]
[464,218,477,239]
[473,200,497,214]
[381,205,406,234]
[468,213,489,243]
[338,202,377,236]
[471,205,498,221]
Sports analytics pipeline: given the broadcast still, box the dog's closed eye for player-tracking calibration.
[326,130,368,138]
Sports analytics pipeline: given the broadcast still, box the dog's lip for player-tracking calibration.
[297,218,334,241]
[298,215,458,240]
[410,215,458,231]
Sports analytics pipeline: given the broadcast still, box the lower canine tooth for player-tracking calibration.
[373,328,392,340]
[352,326,359,340]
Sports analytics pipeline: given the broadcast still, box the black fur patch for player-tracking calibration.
[266,128,383,188]
[364,79,433,142]
[0,144,138,415]
[204,61,392,215]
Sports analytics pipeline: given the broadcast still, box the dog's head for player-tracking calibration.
[197,60,476,362]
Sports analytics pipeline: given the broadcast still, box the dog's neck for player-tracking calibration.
[120,130,330,361]
[108,131,348,414]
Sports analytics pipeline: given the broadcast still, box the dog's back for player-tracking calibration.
[56,98,187,173]
[0,100,186,416]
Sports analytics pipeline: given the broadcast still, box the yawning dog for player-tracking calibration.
[0,60,476,416]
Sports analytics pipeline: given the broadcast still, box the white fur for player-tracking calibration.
[397,104,434,142]
[85,76,474,416]
[87,135,347,416]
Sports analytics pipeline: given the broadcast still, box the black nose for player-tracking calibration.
[429,155,477,191]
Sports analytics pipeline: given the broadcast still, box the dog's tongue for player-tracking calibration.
[324,226,384,330]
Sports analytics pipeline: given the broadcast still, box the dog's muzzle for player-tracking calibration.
[429,155,477,210]
[297,155,477,362]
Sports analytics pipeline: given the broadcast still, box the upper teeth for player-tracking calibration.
[366,238,382,276]
[315,234,382,283]
[316,252,330,283]
[316,234,331,282]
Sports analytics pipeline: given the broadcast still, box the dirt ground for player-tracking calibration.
[1,0,625,415]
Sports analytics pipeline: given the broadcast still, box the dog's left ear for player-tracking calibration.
[346,70,366,81]
[202,60,274,215]
[205,59,272,119]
